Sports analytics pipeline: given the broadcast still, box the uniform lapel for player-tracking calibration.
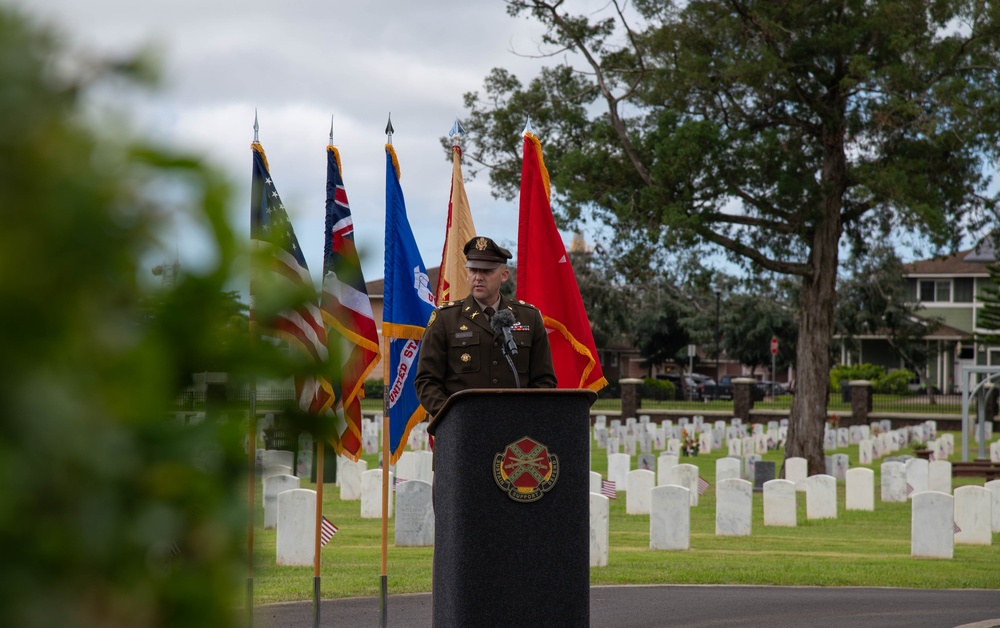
[461,299,494,334]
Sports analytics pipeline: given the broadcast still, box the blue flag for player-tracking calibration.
[382,144,435,464]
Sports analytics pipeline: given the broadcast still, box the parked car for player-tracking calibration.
[703,376,765,401]
[655,373,714,401]
[756,380,790,397]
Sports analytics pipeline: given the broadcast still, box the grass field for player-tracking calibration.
[249,431,1000,604]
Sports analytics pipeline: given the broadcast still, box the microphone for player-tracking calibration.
[490,309,519,357]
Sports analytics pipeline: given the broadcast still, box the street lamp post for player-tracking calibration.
[714,290,721,397]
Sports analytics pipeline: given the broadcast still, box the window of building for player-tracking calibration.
[935,280,951,302]
[953,278,974,303]
[917,279,954,303]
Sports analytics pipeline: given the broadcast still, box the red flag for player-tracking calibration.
[516,132,608,392]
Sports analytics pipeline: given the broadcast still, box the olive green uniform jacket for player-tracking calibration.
[414,295,557,419]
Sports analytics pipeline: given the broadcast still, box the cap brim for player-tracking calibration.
[465,259,502,270]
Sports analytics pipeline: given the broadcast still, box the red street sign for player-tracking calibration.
[770,336,779,355]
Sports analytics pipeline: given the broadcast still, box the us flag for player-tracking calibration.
[698,476,710,495]
[601,479,617,499]
[320,516,339,547]
[320,145,381,461]
[250,142,334,415]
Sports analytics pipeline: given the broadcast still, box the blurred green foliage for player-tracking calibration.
[640,377,675,401]
[829,363,914,396]
[0,9,264,628]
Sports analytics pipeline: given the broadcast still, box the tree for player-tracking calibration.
[836,244,944,399]
[978,259,1000,345]
[458,0,1000,473]
[722,292,797,376]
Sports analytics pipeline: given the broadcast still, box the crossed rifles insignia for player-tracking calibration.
[493,436,559,502]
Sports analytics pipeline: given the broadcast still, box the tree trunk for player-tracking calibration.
[785,142,845,475]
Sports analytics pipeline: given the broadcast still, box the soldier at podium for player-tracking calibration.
[415,236,556,418]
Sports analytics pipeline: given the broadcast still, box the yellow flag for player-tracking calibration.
[435,146,477,303]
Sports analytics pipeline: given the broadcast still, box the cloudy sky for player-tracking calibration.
[14,0,604,285]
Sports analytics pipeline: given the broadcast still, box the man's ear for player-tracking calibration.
[500,267,510,282]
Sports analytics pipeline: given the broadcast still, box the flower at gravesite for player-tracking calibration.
[828,414,841,429]
[681,428,700,457]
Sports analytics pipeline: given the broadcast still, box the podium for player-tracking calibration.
[427,388,596,627]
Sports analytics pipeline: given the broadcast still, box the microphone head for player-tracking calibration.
[490,309,516,333]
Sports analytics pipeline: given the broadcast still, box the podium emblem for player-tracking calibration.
[493,436,559,502]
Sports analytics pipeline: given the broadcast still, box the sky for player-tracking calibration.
[12,0,604,286]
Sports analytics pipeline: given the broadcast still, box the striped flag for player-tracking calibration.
[953,521,962,534]
[905,483,914,496]
[392,477,406,492]
[698,476,710,495]
[383,144,436,465]
[601,479,617,499]
[250,142,334,415]
[434,142,477,304]
[320,516,339,547]
[320,145,381,461]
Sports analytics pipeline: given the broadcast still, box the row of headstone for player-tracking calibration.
[594,415,789,458]
[911,483,999,559]
[879,458,955,502]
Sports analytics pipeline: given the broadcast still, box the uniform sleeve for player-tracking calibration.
[414,311,450,419]
[527,307,557,389]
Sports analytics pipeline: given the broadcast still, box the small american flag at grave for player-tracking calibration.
[320,516,339,547]
[906,483,914,496]
[392,477,406,491]
[953,521,962,534]
[698,476,710,495]
[601,480,617,499]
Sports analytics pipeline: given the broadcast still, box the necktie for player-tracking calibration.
[484,306,495,320]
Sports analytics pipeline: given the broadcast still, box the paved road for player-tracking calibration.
[254,585,1000,627]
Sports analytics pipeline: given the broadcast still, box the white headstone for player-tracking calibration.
[626,469,656,515]
[928,460,952,494]
[985,480,1000,533]
[716,457,741,484]
[590,492,610,567]
[276,488,316,566]
[339,458,368,500]
[905,458,929,499]
[858,440,873,466]
[414,451,434,484]
[830,454,849,482]
[262,464,293,481]
[699,431,713,454]
[650,485,690,550]
[880,460,907,502]
[262,449,295,469]
[954,485,992,545]
[845,467,874,511]
[911,491,953,559]
[836,427,849,448]
[590,471,603,494]
[785,457,808,492]
[666,438,680,456]
[727,438,742,458]
[263,474,301,530]
[657,453,679,486]
[763,479,796,527]
[608,453,631,490]
[607,436,621,455]
[360,469,394,519]
[396,451,418,481]
[394,480,434,546]
[669,463,700,506]
[295,435,313,478]
[990,441,1000,463]
[715,478,752,536]
[806,474,837,520]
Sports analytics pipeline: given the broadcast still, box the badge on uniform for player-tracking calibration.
[511,321,529,331]
[427,310,437,326]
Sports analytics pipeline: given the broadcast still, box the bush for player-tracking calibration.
[363,378,385,400]
[875,369,914,395]
[829,363,885,390]
[641,377,675,401]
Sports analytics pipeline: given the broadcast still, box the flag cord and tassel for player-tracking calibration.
[379,336,390,628]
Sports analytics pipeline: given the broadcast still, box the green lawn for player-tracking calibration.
[249,432,1000,604]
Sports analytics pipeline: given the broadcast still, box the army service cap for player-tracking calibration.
[464,236,512,270]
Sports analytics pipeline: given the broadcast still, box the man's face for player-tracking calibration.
[467,265,509,304]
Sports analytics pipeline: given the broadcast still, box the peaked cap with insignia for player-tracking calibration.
[464,236,512,270]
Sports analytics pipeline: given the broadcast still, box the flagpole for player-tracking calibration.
[246,110,260,628]
[313,440,324,628]
[379,112,394,628]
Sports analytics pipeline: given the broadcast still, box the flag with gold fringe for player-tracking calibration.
[434,143,477,303]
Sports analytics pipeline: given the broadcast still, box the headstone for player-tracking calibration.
[985,480,1000,533]
[668,463,700,507]
[753,460,776,492]
[763,479,796,527]
[716,457,741,483]
[263,474,300,530]
[754,433,768,455]
[954,485,992,545]
[360,469,394,519]
[837,427,849,448]
[928,460,952,494]
[639,431,653,454]
[607,436,620,455]
[858,440,873,466]
[639,414,651,425]
[590,493,610,567]
[905,458,929,499]
[666,438,680,456]
[942,433,954,457]
[849,425,861,444]
[699,431,713,454]
[590,471,603,495]
[831,454,849,482]
[823,430,836,451]
[394,480,434,546]
[626,469,656,515]
[806,474,837,520]
[396,451,418,481]
[785,457,808,492]
[594,415,607,429]
[741,437,754,459]
[990,441,1000,463]
[744,454,762,482]
[275,488,317,566]
[262,449,295,469]
[624,432,636,457]
[911,491,954,559]
[594,427,609,449]
[262,464,293,481]
[610,419,621,436]
[637,453,656,472]
[880,461,907,502]
[653,427,665,451]
[657,453,678,486]
[715,478,752,536]
[728,438,742,458]
[339,458,367,500]
[845,468,874,511]
[296,434,314,478]
[650,485,690,550]
[608,453,631,490]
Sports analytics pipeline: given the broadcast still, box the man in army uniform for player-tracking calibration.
[415,236,556,419]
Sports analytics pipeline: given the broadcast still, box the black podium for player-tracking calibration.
[427,388,596,627]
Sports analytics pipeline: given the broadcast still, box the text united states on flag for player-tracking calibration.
[250,142,333,415]
[320,516,339,547]
[320,146,381,461]
[601,479,617,499]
